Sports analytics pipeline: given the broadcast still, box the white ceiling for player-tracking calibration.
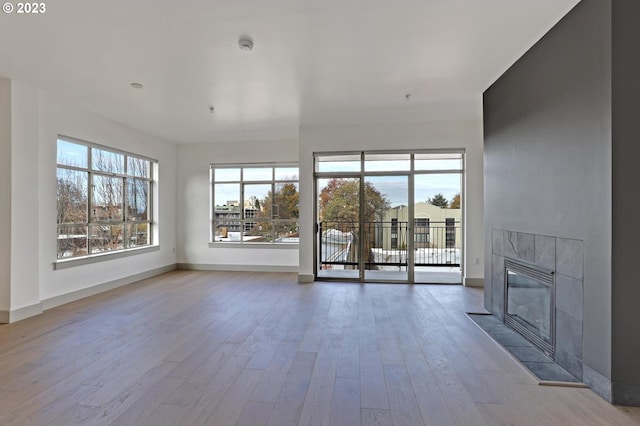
[0,0,579,144]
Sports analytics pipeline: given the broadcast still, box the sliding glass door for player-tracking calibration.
[317,177,361,280]
[413,172,462,284]
[363,175,409,282]
[315,151,463,284]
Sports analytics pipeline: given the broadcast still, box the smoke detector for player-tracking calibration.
[238,36,254,51]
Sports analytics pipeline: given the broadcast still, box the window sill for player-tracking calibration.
[208,242,299,250]
[53,245,160,270]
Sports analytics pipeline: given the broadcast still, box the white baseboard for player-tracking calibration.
[10,303,44,322]
[178,263,298,273]
[298,274,315,284]
[0,303,45,323]
[42,264,177,311]
[464,278,484,287]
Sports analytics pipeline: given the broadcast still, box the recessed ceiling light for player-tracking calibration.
[238,36,253,51]
[130,82,144,89]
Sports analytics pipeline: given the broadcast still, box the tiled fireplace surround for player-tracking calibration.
[490,230,584,381]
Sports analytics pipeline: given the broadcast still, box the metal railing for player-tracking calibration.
[319,220,460,270]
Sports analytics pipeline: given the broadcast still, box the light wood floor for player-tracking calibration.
[1,271,639,426]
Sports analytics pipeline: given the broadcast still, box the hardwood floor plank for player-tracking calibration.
[139,404,189,426]
[266,351,317,426]
[236,300,288,369]
[372,295,404,366]
[336,326,359,379]
[298,292,334,353]
[403,350,458,426]
[360,344,389,410]
[175,355,251,424]
[476,399,558,425]
[0,271,638,426]
[330,377,360,426]
[80,360,177,409]
[299,330,341,426]
[360,408,393,426]
[205,368,264,425]
[383,364,426,426]
[45,404,101,426]
[109,377,185,426]
[235,401,274,426]
[251,340,299,403]
[358,291,378,347]
[8,384,100,426]
[163,342,238,406]
[417,330,491,426]
[165,332,235,379]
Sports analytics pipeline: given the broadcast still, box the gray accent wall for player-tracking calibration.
[611,0,640,406]
[484,0,615,402]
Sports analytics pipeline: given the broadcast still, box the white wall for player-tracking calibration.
[175,109,485,282]
[11,82,41,313]
[35,91,178,303]
[298,117,485,284]
[0,78,11,315]
[176,139,299,270]
[2,80,484,321]
[0,87,177,315]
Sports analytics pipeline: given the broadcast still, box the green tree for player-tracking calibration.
[450,193,461,209]
[427,193,449,208]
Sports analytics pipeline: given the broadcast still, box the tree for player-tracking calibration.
[427,193,449,208]
[319,179,358,229]
[251,182,300,241]
[57,171,87,225]
[257,182,299,221]
[450,193,461,209]
[319,178,390,226]
[319,178,390,268]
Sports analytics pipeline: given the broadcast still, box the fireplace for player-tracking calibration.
[491,231,584,385]
[504,258,555,358]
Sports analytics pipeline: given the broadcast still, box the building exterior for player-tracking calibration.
[381,202,461,251]
[213,199,260,237]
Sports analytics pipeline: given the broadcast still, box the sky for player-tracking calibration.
[214,159,462,211]
[317,174,460,208]
[367,174,461,207]
[314,155,463,207]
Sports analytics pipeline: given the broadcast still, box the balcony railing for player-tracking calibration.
[319,220,460,270]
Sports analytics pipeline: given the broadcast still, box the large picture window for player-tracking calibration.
[211,164,299,244]
[56,137,155,259]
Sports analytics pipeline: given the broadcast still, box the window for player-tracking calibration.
[414,217,430,244]
[445,218,456,248]
[56,137,155,259]
[390,218,398,249]
[211,164,299,243]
